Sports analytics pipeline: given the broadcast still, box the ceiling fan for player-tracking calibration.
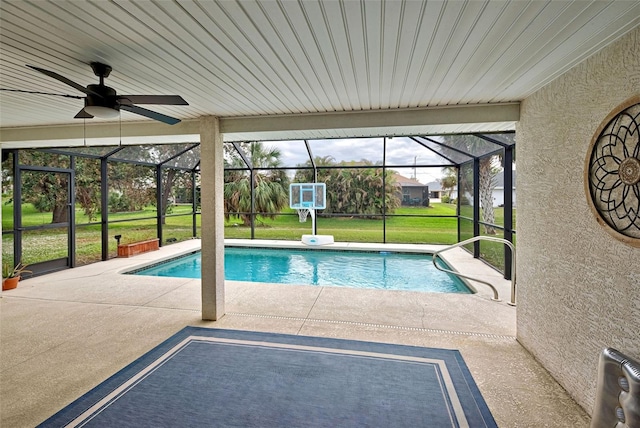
[3,62,188,125]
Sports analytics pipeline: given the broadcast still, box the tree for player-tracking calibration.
[157,145,200,221]
[293,158,400,217]
[18,152,72,224]
[108,163,154,212]
[439,166,457,200]
[10,146,200,225]
[75,157,101,222]
[159,167,194,222]
[442,135,502,234]
[110,144,200,219]
[224,142,289,226]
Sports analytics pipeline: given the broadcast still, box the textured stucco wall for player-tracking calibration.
[517,27,640,414]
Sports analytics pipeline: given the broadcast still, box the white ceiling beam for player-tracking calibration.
[0,120,200,145]
[221,103,520,134]
[0,103,519,146]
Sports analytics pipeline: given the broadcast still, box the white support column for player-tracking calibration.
[200,116,225,320]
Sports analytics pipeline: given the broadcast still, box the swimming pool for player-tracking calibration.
[131,247,471,294]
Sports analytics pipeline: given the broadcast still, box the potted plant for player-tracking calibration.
[2,261,31,291]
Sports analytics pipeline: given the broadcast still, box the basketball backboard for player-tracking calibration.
[290,183,326,209]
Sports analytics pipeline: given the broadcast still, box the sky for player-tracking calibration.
[251,137,454,184]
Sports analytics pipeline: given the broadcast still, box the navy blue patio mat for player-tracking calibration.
[40,327,497,427]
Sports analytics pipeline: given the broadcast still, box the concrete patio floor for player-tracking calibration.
[1,239,589,427]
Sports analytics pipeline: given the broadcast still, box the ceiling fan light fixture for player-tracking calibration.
[84,105,120,118]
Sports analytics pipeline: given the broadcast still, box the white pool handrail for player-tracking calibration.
[432,236,516,305]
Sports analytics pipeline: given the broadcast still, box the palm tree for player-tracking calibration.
[439,166,457,200]
[224,142,289,226]
[442,135,502,234]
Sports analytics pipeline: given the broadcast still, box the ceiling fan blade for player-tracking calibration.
[118,95,188,105]
[26,65,102,97]
[0,88,83,99]
[119,104,181,125]
[74,108,94,119]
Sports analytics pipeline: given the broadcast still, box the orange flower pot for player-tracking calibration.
[2,276,20,291]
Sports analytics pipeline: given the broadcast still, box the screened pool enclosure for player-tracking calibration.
[1,133,515,278]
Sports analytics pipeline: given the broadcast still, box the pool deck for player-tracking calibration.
[0,239,590,427]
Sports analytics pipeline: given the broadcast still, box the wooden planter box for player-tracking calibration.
[117,238,160,258]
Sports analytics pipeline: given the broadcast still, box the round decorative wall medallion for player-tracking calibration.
[619,157,640,185]
[585,95,640,247]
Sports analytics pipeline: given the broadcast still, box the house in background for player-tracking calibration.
[492,170,516,207]
[425,181,444,200]
[393,173,429,207]
[449,169,516,207]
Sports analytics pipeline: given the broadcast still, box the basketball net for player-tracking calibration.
[297,208,310,223]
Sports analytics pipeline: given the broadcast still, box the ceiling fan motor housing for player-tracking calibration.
[85,84,118,109]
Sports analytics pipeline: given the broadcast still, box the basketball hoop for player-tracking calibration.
[290,183,324,232]
[297,208,310,223]
[290,183,333,245]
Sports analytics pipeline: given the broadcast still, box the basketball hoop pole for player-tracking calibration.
[309,209,316,234]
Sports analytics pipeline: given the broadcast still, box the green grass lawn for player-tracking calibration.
[3,200,515,274]
[223,205,460,243]
[2,202,197,266]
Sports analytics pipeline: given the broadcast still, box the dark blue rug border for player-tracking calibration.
[39,327,497,427]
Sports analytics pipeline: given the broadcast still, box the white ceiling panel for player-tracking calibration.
[0,0,638,142]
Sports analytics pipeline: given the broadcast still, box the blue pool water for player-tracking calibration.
[132,247,471,294]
